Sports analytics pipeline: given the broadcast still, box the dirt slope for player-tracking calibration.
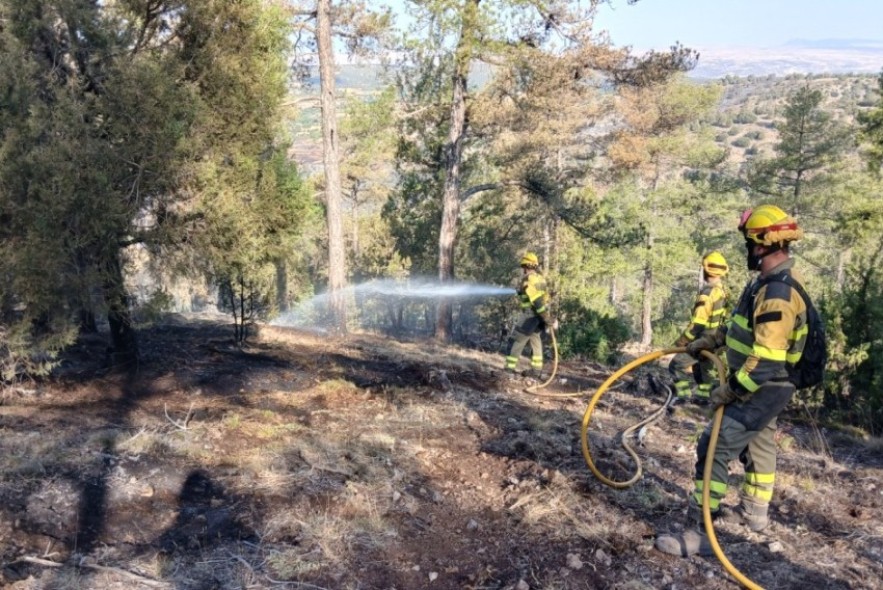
[0,318,880,590]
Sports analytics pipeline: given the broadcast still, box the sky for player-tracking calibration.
[592,0,883,50]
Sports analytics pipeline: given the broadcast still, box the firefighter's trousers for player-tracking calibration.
[692,380,795,511]
[669,352,719,400]
[504,314,544,372]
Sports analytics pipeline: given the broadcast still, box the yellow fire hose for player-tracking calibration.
[522,328,575,397]
[579,347,764,590]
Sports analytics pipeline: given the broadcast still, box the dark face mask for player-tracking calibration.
[745,240,763,271]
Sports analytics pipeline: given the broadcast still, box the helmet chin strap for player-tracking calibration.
[746,240,781,271]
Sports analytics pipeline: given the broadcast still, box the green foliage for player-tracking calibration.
[0,321,76,382]
[0,0,303,369]
[733,110,757,124]
[825,252,883,433]
[858,70,883,173]
[555,298,630,363]
[217,267,276,345]
[134,289,175,325]
[745,85,853,217]
[383,173,444,275]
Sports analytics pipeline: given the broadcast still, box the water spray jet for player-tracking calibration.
[271,278,515,330]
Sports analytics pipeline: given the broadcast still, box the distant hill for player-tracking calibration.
[691,41,883,79]
[299,40,883,93]
[289,58,881,175]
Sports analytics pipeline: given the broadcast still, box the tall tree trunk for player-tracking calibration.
[639,178,660,348]
[104,250,138,366]
[350,187,361,263]
[275,259,289,313]
[640,232,654,348]
[435,0,476,341]
[317,0,347,334]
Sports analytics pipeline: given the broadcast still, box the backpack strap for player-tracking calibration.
[759,271,812,310]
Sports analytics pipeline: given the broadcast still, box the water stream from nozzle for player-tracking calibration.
[272,278,516,329]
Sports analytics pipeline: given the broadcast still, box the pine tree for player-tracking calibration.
[744,84,852,219]
[289,0,392,334]
[858,70,883,174]
[0,0,297,370]
[396,0,699,341]
[606,76,728,346]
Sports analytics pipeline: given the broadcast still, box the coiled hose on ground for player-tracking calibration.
[577,347,764,590]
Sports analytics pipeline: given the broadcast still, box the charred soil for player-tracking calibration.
[0,317,881,590]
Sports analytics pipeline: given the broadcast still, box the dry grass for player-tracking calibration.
[508,486,612,544]
[3,324,881,590]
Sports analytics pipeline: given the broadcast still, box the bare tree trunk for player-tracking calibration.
[351,191,360,262]
[104,250,138,367]
[435,1,476,341]
[434,69,467,341]
[317,0,347,334]
[640,231,654,348]
[275,259,288,313]
[639,177,659,348]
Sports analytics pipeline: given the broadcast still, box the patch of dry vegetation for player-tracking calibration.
[0,322,880,589]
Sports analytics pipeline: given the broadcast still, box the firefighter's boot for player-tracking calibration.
[654,529,714,557]
[695,383,712,404]
[720,497,769,532]
[672,380,693,404]
[522,368,542,380]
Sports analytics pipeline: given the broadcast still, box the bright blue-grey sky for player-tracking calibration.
[593,0,883,50]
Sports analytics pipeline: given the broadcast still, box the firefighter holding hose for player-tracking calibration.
[656,205,810,557]
[668,251,731,405]
[503,252,557,379]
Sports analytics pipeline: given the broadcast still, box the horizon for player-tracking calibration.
[377,0,883,76]
[592,0,883,51]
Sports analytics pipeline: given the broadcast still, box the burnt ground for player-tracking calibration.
[0,316,881,590]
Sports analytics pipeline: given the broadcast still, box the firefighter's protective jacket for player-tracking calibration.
[680,278,728,342]
[518,271,550,321]
[725,259,809,393]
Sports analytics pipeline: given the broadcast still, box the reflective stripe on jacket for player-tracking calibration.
[682,280,729,342]
[518,272,548,316]
[725,259,808,393]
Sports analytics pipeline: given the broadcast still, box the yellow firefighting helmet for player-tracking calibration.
[520,252,539,268]
[702,251,728,277]
[739,204,803,246]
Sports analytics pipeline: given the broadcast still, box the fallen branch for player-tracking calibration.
[79,557,170,588]
[18,556,62,568]
[15,556,170,588]
[164,401,194,431]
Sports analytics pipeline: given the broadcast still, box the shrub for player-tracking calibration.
[555,299,630,363]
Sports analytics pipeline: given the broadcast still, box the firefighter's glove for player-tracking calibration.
[709,383,738,410]
[672,335,690,348]
[551,319,559,332]
[686,335,716,358]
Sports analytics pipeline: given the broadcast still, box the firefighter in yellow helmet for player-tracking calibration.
[668,251,730,404]
[503,252,556,378]
[656,205,809,557]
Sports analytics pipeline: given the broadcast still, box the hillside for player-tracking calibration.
[690,41,883,79]
[288,65,880,175]
[706,73,878,164]
[0,318,880,589]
